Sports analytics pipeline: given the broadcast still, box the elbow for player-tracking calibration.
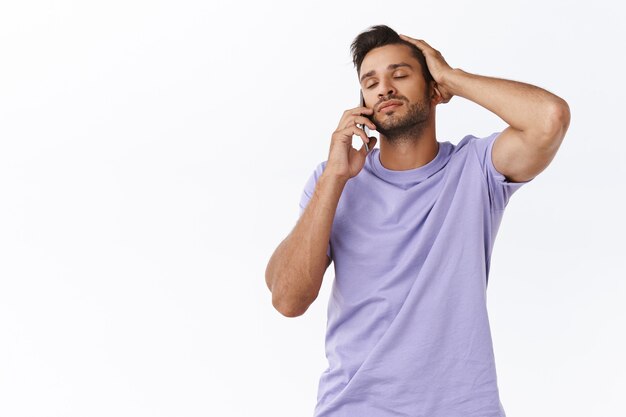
[272,293,310,318]
[274,299,307,318]
[265,264,274,293]
[545,99,571,140]
[265,252,319,318]
[268,275,316,318]
[265,260,303,317]
[530,99,570,148]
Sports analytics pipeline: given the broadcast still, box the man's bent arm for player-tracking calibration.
[265,171,346,317]
[443,68,570,142]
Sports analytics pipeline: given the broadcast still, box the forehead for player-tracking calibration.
[360,43,420,76]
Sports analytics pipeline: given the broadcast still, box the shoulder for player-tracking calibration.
[445,133,485,161]
[454,132,492,150]
[448,132,501,161]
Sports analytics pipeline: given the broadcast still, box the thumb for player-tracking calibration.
[367,137,377,152]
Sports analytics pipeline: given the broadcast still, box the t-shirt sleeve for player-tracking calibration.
[298,161,332,260]
[472,131,534,211]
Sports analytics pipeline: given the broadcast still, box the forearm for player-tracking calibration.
[443,68,569,137]
[265,171,346,317]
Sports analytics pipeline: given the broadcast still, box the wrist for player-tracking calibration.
[320,169,349,186]
[440,67,466,95]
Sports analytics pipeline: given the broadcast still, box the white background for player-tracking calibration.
[1,1,624,416]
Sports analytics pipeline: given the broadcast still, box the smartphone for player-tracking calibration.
[358,91,371,152]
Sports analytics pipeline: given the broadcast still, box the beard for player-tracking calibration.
[372,94,431,146]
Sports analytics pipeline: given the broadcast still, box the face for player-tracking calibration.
[359,44,434,137]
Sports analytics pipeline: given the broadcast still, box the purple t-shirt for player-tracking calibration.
[298,131,533,417]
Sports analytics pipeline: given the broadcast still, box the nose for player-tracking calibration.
[377,80,397,99]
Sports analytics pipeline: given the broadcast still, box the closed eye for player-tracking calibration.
[366,75,407,89]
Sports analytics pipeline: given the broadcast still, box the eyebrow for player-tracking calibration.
[359,62,414,83]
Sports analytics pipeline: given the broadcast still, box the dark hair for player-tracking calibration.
[350,25,433,86]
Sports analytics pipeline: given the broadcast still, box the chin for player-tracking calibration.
[375,115,402,130]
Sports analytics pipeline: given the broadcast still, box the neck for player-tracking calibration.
[378,118,439,171]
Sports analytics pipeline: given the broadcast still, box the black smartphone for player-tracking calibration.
[359,91,371,152]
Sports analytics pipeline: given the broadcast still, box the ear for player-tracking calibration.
[431,82,445,105]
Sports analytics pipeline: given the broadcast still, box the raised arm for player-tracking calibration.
[400,34,570,183]
[265,104,376,317]
[442,68,569,182]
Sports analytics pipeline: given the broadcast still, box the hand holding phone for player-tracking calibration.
[358,91,372,152]
[325,100,377,181]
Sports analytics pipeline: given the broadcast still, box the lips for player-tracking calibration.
[378,100,403,112]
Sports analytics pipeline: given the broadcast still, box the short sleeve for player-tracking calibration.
[298,161,332,260]
[472,131,533,211]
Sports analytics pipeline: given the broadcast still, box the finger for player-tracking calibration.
[338,107,374,129]
[399,34,432,50]
[355,107,374,117]
[345,125,370,145]
[352,107,374,117]
[339,125,369,142]
[345,106,373,116]
[399,34,420,45]
[343,115,376,130]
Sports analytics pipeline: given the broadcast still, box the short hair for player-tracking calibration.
[350,25,434,86]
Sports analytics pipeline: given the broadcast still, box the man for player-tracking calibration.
[265,25,570,417]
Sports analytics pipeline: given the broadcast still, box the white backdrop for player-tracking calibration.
[1,1,624,416]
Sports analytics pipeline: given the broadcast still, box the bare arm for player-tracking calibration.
[398,34,570,183]
[265,103,376,317]
[442,68,569,182]
[265,171,347,317]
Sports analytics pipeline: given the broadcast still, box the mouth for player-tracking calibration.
[378,100,403,112]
